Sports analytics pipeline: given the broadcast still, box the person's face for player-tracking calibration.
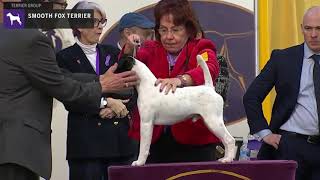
[158,14,189,54]
[78,10,105,45]
[301,10,320,53]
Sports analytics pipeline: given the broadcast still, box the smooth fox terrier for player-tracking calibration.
[117,55,235,166]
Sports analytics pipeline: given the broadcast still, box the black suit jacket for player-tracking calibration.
[243,44,304,159]
[56,43,136,160]
[0,26,102,179]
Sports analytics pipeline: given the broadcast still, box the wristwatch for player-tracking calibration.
[177,74,188,87]
[102,98,108,108]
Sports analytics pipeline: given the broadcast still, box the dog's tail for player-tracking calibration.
[196,54,214,88]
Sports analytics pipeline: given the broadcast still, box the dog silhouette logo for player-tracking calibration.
[3,9,25,29]
[6,12,22,25]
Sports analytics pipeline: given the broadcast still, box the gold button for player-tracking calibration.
[113,121,119,125]
[97,122,101,126]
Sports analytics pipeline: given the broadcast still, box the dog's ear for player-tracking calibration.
[115,55,135,73]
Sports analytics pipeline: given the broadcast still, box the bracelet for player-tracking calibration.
[177,75,188,87]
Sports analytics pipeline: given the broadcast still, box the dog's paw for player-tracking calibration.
[131,160,145,166]
[218,157,234,163]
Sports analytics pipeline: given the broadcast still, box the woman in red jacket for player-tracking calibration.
[127,0,221,163]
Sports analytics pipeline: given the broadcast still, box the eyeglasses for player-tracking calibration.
[158,26,185,36]
[53,2,68,9]
[93,18,107,28]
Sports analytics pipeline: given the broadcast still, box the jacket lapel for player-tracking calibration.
[73,44,96,74]
[292,44,305,100]
[97,44,109,75]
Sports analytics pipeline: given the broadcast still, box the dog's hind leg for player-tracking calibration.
[132,114,154,166]
[202,113,235,163]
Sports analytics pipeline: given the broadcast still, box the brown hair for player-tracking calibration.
[154,0,199,41]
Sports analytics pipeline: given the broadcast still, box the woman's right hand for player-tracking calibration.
[106,98,129,118]
[123,34,141,55]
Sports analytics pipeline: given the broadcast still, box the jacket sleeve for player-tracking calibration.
[243,50,278,134]
[185,39,219,86]
[22,33,102,112]
[55,47,103,113]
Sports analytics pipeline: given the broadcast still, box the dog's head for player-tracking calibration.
[114,55,136,73]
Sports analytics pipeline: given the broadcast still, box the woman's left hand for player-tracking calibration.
[155,78,182,95]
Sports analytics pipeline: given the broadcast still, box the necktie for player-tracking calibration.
[311,54,320,133]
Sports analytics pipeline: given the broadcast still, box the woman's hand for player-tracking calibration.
[99,107,115,119]
[123,34,141,56]
[106,98,129,118]
[155,78,182,95]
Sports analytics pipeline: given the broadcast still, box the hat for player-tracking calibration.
[119,12,155,31]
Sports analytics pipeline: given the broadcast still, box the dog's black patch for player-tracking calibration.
[115,55,135,73]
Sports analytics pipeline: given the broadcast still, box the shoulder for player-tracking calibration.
[137,40,164,59]
[56,43,78,57]
[189,38,216,52]
[271,44,303,56]
[98,44,120,55]
[17,29,52,47]
[141,40,163,49]
[0,27,42,40]
[267,44,304,67]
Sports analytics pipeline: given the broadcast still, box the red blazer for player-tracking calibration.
[128,38,221,145]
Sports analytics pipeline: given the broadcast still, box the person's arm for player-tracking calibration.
[255,129,273,140]
[61,67,99,83]
[22,33,102,111]
[243,50,279,135]
[255,129,282,149]
[183,40,219,86]
[155,39,219,94]
[55,49,103,113]
[184,50,218,85]
[55,46,139,113]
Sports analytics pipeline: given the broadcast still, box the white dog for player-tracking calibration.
[126,55,235,166]
[6,12,22,26]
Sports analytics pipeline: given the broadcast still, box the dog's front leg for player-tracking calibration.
[132,117,154,166]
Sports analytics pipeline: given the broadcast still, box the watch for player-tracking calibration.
[102,98,108,108]
[177,74,188,87]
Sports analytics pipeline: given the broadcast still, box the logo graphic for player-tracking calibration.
[4,9,25,29]
[166,169,251,180]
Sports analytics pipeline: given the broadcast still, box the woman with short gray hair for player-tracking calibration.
[56,1,137,180]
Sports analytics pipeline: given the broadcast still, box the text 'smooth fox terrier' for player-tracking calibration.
[117,54,236,166]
